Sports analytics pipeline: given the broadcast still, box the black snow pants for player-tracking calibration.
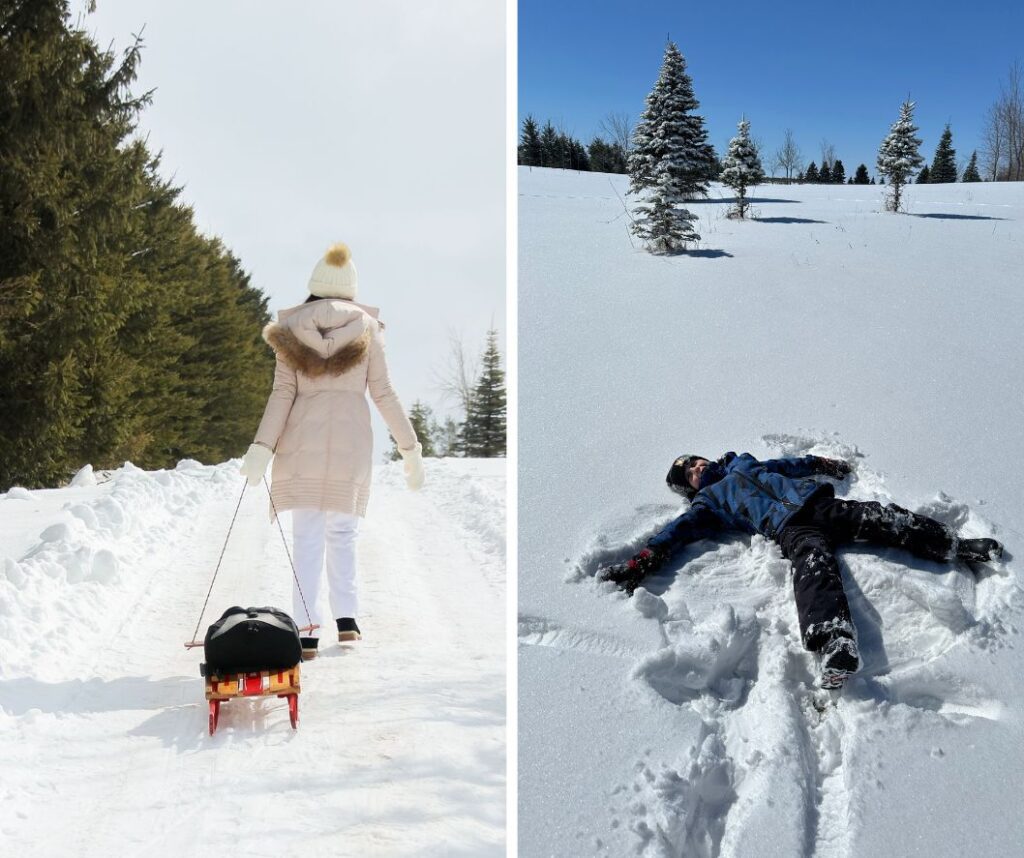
[776,495,955,651]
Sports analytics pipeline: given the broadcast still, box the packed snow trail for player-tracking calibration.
[0,458,505,857]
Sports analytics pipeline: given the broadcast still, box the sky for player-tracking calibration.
[519,0,1024,179]
[76,0,506,437]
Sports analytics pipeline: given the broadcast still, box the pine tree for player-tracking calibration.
[588,138,628,173]
[389,401,436,459]
[916,164,931,184]
[929,124,958,183]
[719,117,764,219]
[432,417,462,457]
[962,150,982,182]
[0,2,274,488]
[877,99,924,212]
[819,162,832,184]
[831,159,846,184]
[627,41,715,252]
[539,121,559,168]
[519,115,543,166]
[460,330,505,458]
[805,161,820,182]
[854,164,870,184]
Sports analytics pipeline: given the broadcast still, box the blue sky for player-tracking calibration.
[519,0,1023,178]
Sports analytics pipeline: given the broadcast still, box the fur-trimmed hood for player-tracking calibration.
[262,298,378,378]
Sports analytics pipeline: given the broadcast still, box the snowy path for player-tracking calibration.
[0,459,505,857]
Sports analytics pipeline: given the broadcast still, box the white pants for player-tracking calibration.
[290,508,360,638]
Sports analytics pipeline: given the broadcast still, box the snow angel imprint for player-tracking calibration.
[239,242,423,657]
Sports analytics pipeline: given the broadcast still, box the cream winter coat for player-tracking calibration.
[253,298,417,519]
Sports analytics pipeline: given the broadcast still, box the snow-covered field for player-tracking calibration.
[0,457,505,857]
[518,166,1024,857]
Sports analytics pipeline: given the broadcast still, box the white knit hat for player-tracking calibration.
[308,242,358,299]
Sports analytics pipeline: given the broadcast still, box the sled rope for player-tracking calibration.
[185,478,316,649]
[187,480,249,647]
[264,475,314,629]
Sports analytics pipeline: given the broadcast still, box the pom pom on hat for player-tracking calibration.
[308,241,358,300]
[324,243,351,267]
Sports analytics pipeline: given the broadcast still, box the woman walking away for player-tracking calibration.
[239,243,424,659]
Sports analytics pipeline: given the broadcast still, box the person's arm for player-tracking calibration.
[366,325,424,489]
[601,505,720,592]
[253,356,297,451]
[366,325,417,451]
[240,355,297,486]
[761,454,851,479]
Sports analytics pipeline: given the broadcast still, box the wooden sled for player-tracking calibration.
[202,663,301,735]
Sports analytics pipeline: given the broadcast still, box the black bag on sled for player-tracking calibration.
[202,606,302,675]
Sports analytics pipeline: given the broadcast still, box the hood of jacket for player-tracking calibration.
[263,298,378,378]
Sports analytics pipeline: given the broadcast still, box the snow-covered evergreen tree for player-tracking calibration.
[929,124,957,183]
[877,99,924,212]
[719,117,764,218]
[962,150,982,182]
[627,41,715,252]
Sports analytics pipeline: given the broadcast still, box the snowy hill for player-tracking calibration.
[518,166,1024,857]
[0,458,505,856]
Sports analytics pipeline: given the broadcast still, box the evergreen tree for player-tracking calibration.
[564,135,590,171]
[819,162,832,184]
[460,330,505,458]
[389,401,436,459]
[539,121,559,168]
[432,416,462,458]
[588,137,628,173]
[831,159,846,184]
[518,115,543,166]
[0,2,273,488]
[854,163,870,184]
[847,176,854,184]
[877,99,924,212]
[962,150,982,182]
[796,170,805,182]
[627,41,715,252]
[916,164,931,184]
[805,161,820,182]
[871,176,877,184]
[929,124,958,183]
[719,117,764,219]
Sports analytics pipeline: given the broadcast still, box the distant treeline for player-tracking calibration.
[0,2,274,488]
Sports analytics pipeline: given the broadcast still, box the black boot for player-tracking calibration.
[337,617,361,642]
[300,637,319,661]
[820,633,859,688]
[956,538,1003,563]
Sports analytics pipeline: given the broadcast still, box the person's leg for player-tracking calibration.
[778,524,856,652]
[325,511,360,627]
[291,509,325,637]
[810,498,955,561]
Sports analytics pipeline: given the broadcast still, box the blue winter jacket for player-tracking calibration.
[647,452,833,553]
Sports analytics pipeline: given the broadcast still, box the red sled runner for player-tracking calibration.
[203,664,301,735]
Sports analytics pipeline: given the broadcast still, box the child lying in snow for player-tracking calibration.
[600,452,1003,688]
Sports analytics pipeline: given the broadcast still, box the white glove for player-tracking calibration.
[399,443,424,491]
[239,443,273,487]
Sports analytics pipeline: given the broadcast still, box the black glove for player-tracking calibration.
[815,457,852,479]
[599,547,666,594]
